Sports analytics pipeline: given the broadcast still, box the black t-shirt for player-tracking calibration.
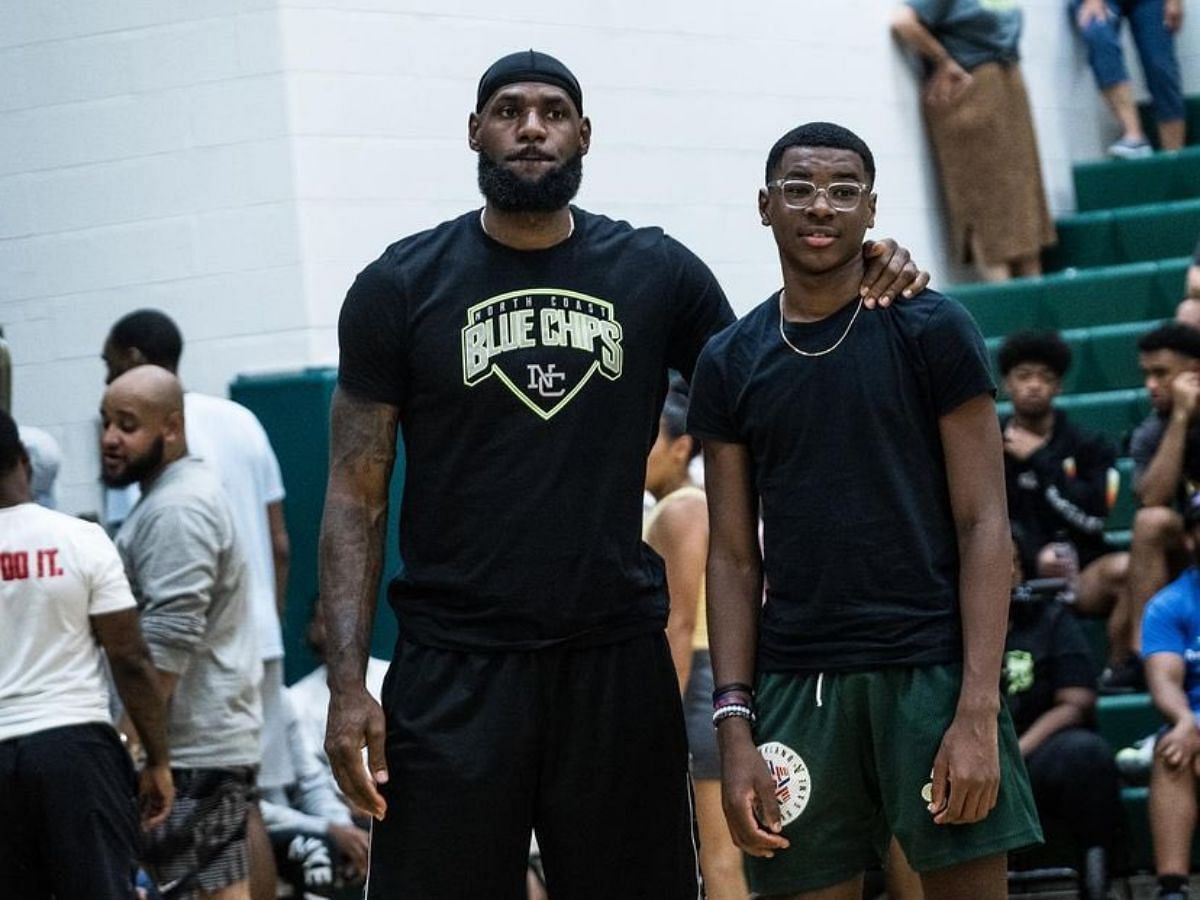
[688,289,994,673]
[337,207,734,650]
[1003,598,1096,736]
[1129,411,1200,508]
[1002,411,1116,567]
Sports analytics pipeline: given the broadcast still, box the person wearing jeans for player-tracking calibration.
[1069,0,1186,157]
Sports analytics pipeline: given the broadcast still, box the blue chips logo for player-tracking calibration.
[461,288,624,420]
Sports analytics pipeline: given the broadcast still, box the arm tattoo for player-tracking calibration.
[319,388,400,692]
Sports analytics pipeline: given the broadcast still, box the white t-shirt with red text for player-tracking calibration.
[0,502,136,742]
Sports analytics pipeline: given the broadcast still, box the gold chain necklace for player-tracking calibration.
[777,290,864,358]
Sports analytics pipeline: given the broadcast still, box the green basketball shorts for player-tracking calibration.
[746,664,1043,895]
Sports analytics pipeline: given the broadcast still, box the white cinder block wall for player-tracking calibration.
[2,0,1198,515]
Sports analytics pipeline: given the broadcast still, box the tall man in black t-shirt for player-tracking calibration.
[321,53,930,898]
[690,122,1041,900]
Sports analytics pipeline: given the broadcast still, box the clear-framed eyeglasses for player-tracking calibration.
[767,179,868,211]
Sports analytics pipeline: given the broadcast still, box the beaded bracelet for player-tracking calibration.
[712,704,755,728]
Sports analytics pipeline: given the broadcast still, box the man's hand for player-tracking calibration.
[925,57,973,108]
[1076,0,1112,29]
[1171,371,1200,420]
[328,822,371,876]
[718,724,790,858]
[325,687,389,820]
[1002,423,1048,462]
[1164,0,1183,32]
[138,763,174,830]
[860,240,931,308]
[1157,718,1200,770]
[929,708,1000,825]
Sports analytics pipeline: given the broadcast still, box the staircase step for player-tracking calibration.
[1074,146,1200,212]
[954,258,1189,336]
[1044,199,1200,272]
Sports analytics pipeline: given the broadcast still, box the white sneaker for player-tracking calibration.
[1107,137,1153,160]
[1115,731,1157,780]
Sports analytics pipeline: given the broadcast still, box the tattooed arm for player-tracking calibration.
[319,387,400,820]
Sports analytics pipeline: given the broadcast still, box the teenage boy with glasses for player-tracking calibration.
[691,121,1042,900]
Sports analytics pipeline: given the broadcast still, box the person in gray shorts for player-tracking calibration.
[102,365,262,900]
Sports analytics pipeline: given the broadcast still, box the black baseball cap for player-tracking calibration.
[476,50,583,115]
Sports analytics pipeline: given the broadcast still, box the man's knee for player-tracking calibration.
[1132,507,1183,545]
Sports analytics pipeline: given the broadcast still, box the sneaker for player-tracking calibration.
[1116,732,1157,783]
[1098,654,1145,694]
[1107,137,1153,159]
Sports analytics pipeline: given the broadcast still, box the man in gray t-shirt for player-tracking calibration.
[102,365,261,899]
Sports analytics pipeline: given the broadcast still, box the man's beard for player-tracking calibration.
[477,151,583,213]
[101,436,165,488]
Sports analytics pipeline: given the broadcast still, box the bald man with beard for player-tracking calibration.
[101,366,262,900]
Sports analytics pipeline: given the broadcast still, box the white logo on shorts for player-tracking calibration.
[757,741,812,826]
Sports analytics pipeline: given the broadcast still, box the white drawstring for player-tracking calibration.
[816,672,824,708]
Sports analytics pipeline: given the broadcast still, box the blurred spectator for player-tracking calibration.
[17,425,60,508]
[1069,0,1186,157]
[102,309,289,899]
[998,331,1130,672]
[102,366,262,900]
[1006,535,1120,900]
[0,407,173,897]
[1107,324,1200,692]
[1141,491,1200,900]
[260,694,368,897]
[891,0,1056,281]
[1176,297,1200,329]
[643,383,747,900]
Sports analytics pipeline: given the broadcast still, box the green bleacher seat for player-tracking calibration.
[1083,321,1158,394]
[1045,199,1200,273]
[1097,694,1161,754]
[1042,209,1119,272]
[1138,95,1200,150]
[1113,199,1200,267]
[1106,528,1131,549]
[1074,146,1200,212]
[957,258,1190,337]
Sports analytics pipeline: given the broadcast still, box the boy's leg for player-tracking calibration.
[919,852,1007,900]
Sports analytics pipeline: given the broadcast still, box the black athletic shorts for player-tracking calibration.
[367,631,698,899]
[0,721,139,900]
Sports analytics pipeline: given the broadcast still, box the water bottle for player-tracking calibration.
[1050,530,1079,603]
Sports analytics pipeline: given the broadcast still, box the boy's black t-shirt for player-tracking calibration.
[337,207,734,651]
[688,289,994,673]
